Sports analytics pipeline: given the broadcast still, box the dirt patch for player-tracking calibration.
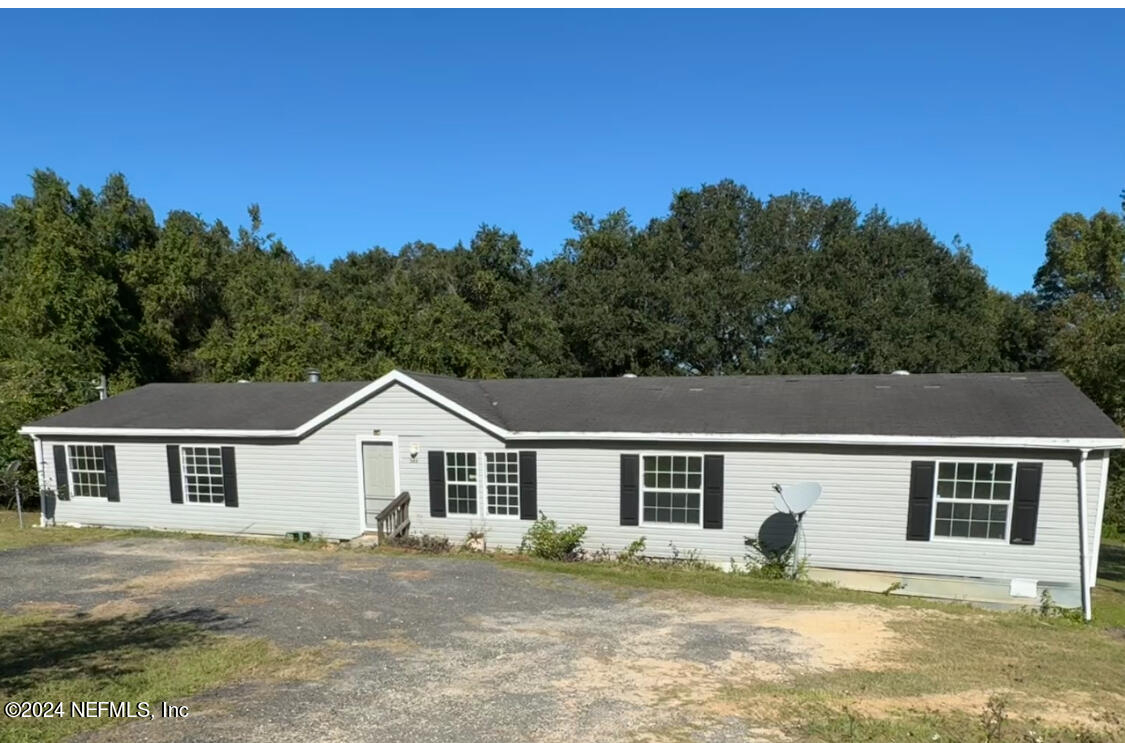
[13,600,79,615]
[86,598,148,619]
[389,569,431,581]
[853,690,1125,732]
[653,596,908,672]
[120,564,252,595]
[232,595,270,606]
[338,634,420,655]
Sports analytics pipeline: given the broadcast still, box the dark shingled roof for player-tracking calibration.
[26,382,368,431]
[24,371,1123,441]
[405,371,1123,440]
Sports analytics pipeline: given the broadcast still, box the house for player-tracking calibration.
[20,370,1124,617]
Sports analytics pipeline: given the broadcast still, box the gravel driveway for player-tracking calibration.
[0,538,898,743]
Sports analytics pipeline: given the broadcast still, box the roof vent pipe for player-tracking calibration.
[307,369,320,383]
[890,370,910,376]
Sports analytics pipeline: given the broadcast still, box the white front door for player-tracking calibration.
[362,442,397,529]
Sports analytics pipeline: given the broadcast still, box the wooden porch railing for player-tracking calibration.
[376,490,410,543]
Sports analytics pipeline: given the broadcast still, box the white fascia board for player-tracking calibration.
[504,430,1125,450]
[19,426,297,438]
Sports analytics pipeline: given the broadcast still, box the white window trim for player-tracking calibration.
[180,445,226,506]
[929,457,1018,542]
[442,449,525,519]
[444,451,480,517]
[63,443,109,500]
[635,451,707,529]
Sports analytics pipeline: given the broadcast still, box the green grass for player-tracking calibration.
[1093,538,1125,629]
[0,510,150,551]
[0,609,318,743]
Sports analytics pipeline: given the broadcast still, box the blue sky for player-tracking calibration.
[1,10,1121,294]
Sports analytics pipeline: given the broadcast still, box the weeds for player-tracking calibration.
[518,512,587,560]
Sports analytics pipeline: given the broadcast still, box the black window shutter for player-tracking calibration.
[620,454,639,526]
[1009,462,1043,545]
[103,445,120,502]
[221,446,238,508]
[906,461,935,541]
[703,454,724,529]
[518,451,537,520]
[428,450,446,518]
[52,445,69,501]
[166,445,183,504]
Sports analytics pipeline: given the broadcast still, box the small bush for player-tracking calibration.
[743,535,807,580]
[519,512,587,561]
[1036,589,1084,623]
[617,536,647,562]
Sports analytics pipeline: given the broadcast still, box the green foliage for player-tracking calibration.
[0,171,1122,529]
[743,535,807,580]
[519,512,588,561]
[618,536,647,562]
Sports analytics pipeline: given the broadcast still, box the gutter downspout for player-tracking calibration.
[1077,448,1092,622]
[1090,452,1111,588]
[31,436,45,527]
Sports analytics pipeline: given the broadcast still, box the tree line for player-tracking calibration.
[1,171,1122,528]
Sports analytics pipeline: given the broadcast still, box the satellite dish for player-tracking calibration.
[757,512,799,555]
[773,482,821,516]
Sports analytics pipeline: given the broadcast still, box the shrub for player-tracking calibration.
[519,512,587,561]
[743,535,807,579]
[617,536,647,562]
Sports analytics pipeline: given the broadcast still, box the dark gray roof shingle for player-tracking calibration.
[24,371,1123,441]
[407,371,1123,440]
[26,382,367,431]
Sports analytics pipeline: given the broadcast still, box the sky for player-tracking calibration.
[1,10,1122,294]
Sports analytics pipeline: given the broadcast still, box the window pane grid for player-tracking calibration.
[182,447,225,504]
[934,461,1013,540]
[485,452,520,516]
[642,455,702,525]
[445,451,478,514]
[66,444,107,498]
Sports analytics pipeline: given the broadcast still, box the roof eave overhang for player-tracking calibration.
[504,431,1125,450]
[19,369,1125,451]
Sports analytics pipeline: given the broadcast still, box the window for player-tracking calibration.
[485,452,520,516]
[445,451,478,514]
[933,461,1013,540]
[181,446,226,504]
[66,444,107,498]
[642,455,702,525]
